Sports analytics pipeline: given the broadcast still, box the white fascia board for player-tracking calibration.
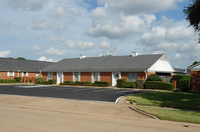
[147,54,175,73]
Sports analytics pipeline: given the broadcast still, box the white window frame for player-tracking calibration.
[7,72,14,77]
[128,72,138,81]
[73,72,80,82]
[36,73,39,78]
[92,72,100,83]
[47,72,53,80]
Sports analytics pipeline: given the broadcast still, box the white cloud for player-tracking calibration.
[38,56,53,62]
[0,50,10,57]
[104,0,184,14]
[99,41,111,49]
[32,19,65,30]
[50,6,71,18]
[6,0,49,11]
[46,47,66,56]
[174,53,183,60]
[91,7,107,19]
[86,14,150,39]
[65,40,95,50]
[32,46,40,51]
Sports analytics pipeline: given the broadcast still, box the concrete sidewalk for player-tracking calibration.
[0,95,199,132]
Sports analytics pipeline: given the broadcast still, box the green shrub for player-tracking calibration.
[48,79,56,84]
[117,79,136,88]
[146,74,162,81]
[14,77,21,82]
[29,79,32,83]
[171,74,191,89]
[41,81,49,85]
[75,81,92,86]
[62,81,74,85]
[145,81,175,90]
[0,79,16,83]
[136,79,146,89]
[94,81,110,87]
[123,81,137,88]
[179,79,190,92]
[35,78,45,84]
[117,79,126,88]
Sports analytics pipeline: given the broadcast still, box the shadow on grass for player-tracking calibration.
[132,91,200,111]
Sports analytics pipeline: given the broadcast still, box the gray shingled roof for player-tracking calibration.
[0,58,54,72]
[42,54,163,72]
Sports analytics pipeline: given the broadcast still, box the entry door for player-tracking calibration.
[57,72,63,84]
[112,72,121,86]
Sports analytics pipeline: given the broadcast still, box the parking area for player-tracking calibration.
[0,85,142,102]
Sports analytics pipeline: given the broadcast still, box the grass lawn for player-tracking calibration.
[135,106,200,124]
[127,90,200,110]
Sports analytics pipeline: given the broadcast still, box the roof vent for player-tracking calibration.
[131,52,139,57]
[79,54,86,59]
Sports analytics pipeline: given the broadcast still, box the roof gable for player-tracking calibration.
[0,58,54,72]
[42,54,164,72]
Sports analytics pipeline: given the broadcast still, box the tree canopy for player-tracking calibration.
[17,57,26,60]
[183,0,200,42]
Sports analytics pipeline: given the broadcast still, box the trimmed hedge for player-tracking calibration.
[61,81,109,87]
[117,79,137,88]
[0,79,16,83]
[179,79,190,92]
[35,78,45,84]
[145,81,175,90]
[14,77,21,82]
[48,79,56,84]
[117,79,126,88]
[146,74,162,81]
[136,79,145,89]
[171,74,191,89]
[62,81,74,85]
[94,81,110,87]
[75,81,92,86]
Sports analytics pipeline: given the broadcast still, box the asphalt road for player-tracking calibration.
[0,85,142,102]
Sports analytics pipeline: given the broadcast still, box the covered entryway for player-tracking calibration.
[57,72,63,84]
[112,72,121,86]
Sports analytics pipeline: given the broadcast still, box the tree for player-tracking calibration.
[183,0,200,43]
[17,57,26,60]
[192,61,198,65]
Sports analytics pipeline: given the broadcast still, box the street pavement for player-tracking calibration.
[0,85,142,102]
[0,95,199,132]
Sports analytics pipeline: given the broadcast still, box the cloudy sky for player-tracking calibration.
[0,0,199,68]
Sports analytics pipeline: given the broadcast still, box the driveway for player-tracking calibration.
[0,85,142,102]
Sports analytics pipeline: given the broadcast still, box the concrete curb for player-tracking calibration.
[129,106,159,120]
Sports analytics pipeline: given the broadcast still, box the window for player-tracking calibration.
[47,72,53,80]
[128,72,138,81]
[74,72,80,81]
[36,73,39,78]
[7,72,14,76]
[93,72,100,82]
[22,72,28,77]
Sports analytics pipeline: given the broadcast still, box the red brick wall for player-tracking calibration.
[138,72,145,79]
[147,72,156,78]
[80,72,91,82]
[121,72,128,81]
[53,72,57,80]
[100,72,112,86]
[0,72,8,79]
[63,72,73,81]
[191,71,200,91]
[42,72,47,80]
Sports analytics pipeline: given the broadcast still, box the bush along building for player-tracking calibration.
[187,62,200,91]
[0,57,54,83]
[41,53,175,86]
